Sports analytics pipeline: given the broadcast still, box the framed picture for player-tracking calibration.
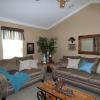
[68,44,76,50]
[27,43,34,54]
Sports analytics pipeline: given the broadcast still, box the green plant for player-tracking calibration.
[37,37,48,55]
[37,37,57,55]
[48,38,57,55]
[37,37,57,63]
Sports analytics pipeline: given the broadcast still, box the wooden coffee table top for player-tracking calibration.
[37,81,96,100]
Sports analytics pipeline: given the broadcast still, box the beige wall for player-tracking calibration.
[0,21,48,61]
[48,4,100,61]
[0,4,100,62]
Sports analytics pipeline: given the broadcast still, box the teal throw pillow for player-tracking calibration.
[79,61,94,74]
[79,60,85,68]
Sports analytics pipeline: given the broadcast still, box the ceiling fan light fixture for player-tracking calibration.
[58,0,70,8]
[35,0,70,8]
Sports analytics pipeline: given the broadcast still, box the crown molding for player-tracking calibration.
[92,0,100,3]
[48,1,91,29]
[0,17,48,30]
[48,0,100,29]
[0,0,99,30]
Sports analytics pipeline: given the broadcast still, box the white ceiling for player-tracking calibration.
[0,0,99,29]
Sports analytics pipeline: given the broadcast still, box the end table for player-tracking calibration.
[42,63,55,73]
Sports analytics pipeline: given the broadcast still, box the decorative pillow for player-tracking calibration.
[19,60,32,71]
[79,61,94,74]
[67,58,80,69]
[19,59,38,71]
[0,58,19,71]
[29,60,38,69]
[17,56,33,64]
[79,57,99,73]
[79,60,86,68]
[96,63,100,74]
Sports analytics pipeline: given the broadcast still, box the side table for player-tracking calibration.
[46,64,53,73]
[42,63,55,73]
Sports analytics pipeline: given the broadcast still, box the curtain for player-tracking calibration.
[1,26,25,40]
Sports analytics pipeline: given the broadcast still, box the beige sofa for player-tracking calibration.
[53,56,100,94]
[0,56,45,100]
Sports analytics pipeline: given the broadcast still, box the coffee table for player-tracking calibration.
[37,81,96,100]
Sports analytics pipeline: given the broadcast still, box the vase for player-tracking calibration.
[43,54,46,64]
[49,54,53,63]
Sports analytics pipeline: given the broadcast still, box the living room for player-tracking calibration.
[0,0,100,100]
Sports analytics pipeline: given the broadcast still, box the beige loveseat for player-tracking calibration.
[0,56,45,100]
[53,56,100,94]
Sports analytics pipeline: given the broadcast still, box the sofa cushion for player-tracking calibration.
[20,68,42,78]
[70,70,92,81]
[63,56,81,59]
[17,56,33,63]
[67,58,80,69]
[0,57,19,71]
[59,56,81,68]
[55,67,73,75]
[79,61,94,74]
[54,67,91,81]
[59,58,68,68]
[2,57,17,63]
[19,59,38,71]
[79,57,99,73]
[89,74,100,86]
[19,60,33,71]
[7,57,17,62]
[29,60,38,69]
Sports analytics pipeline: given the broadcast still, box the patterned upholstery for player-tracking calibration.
[7,68,44,95]
[0,57,19,71]
[0,74,8,98]
[0,56,45,98]
[89,74,100,86]
[53,56,100,94]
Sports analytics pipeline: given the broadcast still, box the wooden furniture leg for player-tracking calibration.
[1,97,6,100]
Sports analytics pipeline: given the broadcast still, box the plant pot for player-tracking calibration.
[43,54,46,64]
[49,55,53,63]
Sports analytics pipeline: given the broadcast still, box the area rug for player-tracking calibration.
[7,84,39,100]
[7,73,100,100]
[7,82,100,100]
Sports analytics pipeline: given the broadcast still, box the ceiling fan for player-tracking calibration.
[57,0,70,8]
[35,0,70,8]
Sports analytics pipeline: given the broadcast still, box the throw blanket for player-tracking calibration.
[0,67,30,92]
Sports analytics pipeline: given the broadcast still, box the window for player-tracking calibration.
[2,39,23,59]
[1,26,24,59]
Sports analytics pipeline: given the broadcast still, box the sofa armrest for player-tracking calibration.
[0,74,8,98]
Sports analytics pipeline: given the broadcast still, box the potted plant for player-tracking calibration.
[37,37,57,64]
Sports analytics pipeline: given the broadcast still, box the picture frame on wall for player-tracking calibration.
[68,44,76,50]
[27,43,34,54]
